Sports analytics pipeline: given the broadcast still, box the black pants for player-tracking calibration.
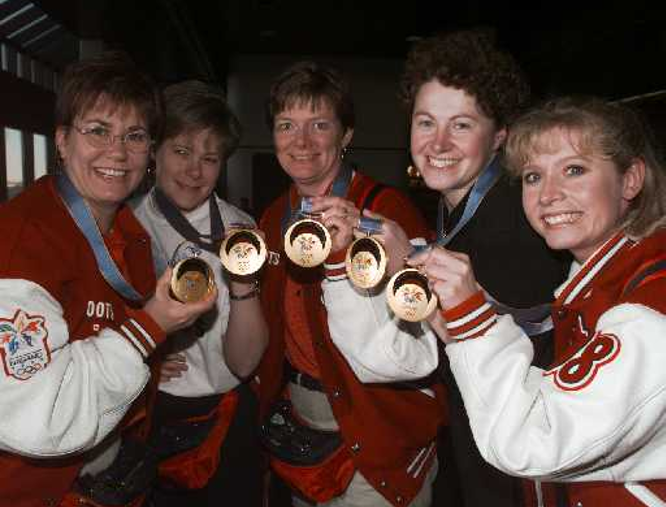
[431,332,554,507]
[147,383,263,507]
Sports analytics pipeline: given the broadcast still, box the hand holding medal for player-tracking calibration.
[169,241,216,303]
[393,245,480,321]
[220,223,267,276]
[386,258,438,322]
[346,216,387,289]
[284,197,332,268]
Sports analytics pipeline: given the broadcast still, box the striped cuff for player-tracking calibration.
[324,259,348,282]
[325,249,346,265]
[118,308,166,359]
[442,291,497,341]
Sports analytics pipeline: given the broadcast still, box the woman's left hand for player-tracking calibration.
[311,196,361,254]
[160,352,188,382]
[356,209,413,277]
[426,310,452,344]
[406,246,479,310]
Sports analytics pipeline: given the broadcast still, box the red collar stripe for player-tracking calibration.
[558,233,630,306]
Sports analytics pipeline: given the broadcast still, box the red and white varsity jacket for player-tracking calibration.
[444,230,666,506]
[0,176,164,507]
[257,171,447,506]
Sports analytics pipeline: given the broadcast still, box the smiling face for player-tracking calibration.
[273,99,353,196]
[521,128,644,262]
[410,81,506,210]
[155,128,223,212]
[56,97,150,231]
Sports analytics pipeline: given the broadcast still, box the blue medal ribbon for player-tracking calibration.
[56,172,144,302]
[433,157,553,336]
[437,156,501,246]
[280,161,353,235]
[357,216,383,235]
[486,295,553,336]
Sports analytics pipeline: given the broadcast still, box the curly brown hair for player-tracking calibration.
[400,29,530,127]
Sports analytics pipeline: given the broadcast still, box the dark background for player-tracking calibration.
[29,0,666,101]
[2,0,665,213]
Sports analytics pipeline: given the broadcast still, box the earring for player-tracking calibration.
[54,153,65,174]
[407,165,421,178]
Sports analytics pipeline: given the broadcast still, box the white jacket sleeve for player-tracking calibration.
[446,303,666,482]
[322,262,438,383]
[0,279,151,458]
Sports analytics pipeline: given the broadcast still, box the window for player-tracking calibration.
[5,127,24,199]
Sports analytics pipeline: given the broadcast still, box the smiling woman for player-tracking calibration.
[267,61,354,197]
[517,128,643,261]
[418,96,666,506]
[256,60,444,507]
[56,102,151,232]
[505,97,664,260]
[154,129,224,212]
[0,51,218,507]
[53,51,163,234]
[132,79,268,507]
[395,30,570,507]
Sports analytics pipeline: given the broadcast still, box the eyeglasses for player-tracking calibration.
[71,124,152,154]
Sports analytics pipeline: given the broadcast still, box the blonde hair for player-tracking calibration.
[504,96,666,238]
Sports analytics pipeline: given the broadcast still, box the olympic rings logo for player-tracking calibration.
[12,362,43,379]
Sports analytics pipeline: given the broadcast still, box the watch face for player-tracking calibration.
[386,268,438,322]
[284,217,331,268]
[220,228,267,276]
[345,236,387,289]
[170,257,215,303]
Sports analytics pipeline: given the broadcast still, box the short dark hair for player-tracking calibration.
[55,51,163,138]
[400,29,530,127]
[505,96,666,238]
[159,80,242,160]
[266,60,354,132]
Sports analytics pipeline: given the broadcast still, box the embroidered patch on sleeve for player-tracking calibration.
[545,332,621,391]
[0,310,51,381]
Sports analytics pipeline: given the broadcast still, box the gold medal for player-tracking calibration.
[386,268,438,322]
[220,228,267,276]
[170,256,215,303]
[345,217,387,289]
[284,217,331,268]
[168,241,215,303]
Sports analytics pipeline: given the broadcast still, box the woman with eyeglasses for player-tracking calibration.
[0,52,215,507]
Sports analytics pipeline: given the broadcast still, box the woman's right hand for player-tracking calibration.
[406,246,479,311]
[311,195,361,255]
[143,267,218,334]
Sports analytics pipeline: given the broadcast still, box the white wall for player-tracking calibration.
[225,54,412,208]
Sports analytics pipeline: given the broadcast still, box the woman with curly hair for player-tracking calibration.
[389,29,570,506]
[408,94,666,507]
